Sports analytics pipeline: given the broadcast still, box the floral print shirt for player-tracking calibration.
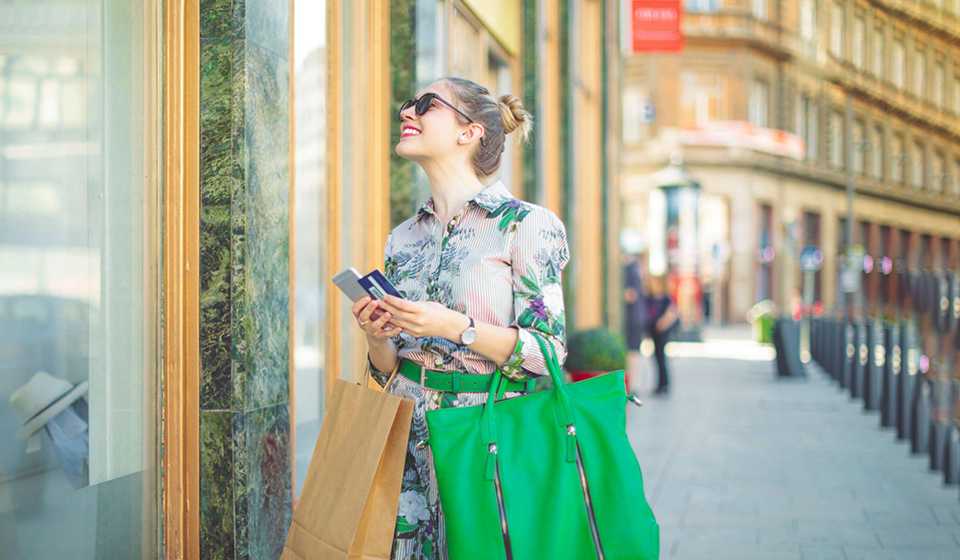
[368,180,570,382]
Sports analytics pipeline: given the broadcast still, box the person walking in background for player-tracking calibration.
[645,274,678,395]
[622,250,646,396]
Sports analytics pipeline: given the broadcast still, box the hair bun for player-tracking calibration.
[498,94,533,142]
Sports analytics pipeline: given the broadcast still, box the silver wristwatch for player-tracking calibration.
[459,316,477,345]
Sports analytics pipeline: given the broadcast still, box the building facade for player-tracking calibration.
[621,0,960,326]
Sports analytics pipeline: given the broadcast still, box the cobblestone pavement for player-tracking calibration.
[627,326,960,560]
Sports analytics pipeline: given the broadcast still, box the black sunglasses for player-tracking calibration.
[398,93,487,146]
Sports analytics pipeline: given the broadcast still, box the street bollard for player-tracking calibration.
[812,317,821,365]
[826,319,837,380]
[897,319,919,442]
[842,322,855,391]
[912,379,931,455]
[881,322,900,428]
[946,423,960,485]
[930,378,948,472]
[945,381,960,485]
[852,321,867,400]
[865,319,883,411]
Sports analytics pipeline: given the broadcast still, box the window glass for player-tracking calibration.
[932,151,945,193]
[830,4,844,58]
[912,140,925,188]
[749,79,769,128]
[806,99,819,161]
[752,0,766,20]
[892,40,905,88]
[871,125,884,179]
[679,71,726,128]
[293,0,329,498]
[0,2,161,557]
[853,16,865,68]
[687,0,720,12]
[934,62,945,107]
[800,0,816,42]
[829,110,843,169]
[854,120,865,174]
[914,50,926,98]
[892,133,906,183]
[872,27,883,77]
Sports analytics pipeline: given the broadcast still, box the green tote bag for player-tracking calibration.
[424,332,659,560]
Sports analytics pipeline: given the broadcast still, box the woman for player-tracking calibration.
[350,77,570,560]
[643,274,678,395]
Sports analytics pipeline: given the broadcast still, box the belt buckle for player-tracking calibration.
[419,364,427,388]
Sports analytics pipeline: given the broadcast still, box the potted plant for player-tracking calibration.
[565,327,629,391]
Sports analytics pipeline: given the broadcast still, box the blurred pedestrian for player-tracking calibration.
[644,274,678,395]
[622,251,646,396]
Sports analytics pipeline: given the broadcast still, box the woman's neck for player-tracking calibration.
[420,160,487,221]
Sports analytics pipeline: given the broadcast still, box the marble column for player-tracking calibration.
[199,1,292,559]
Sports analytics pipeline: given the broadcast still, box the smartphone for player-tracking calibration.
[332,267,368,302]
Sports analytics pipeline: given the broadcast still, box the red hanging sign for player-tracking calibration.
[631,0,684,53]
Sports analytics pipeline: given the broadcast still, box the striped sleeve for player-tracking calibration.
[500,207,570,380]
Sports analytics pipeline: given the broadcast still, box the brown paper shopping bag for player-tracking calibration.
[282,377,413,560]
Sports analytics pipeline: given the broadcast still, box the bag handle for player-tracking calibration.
[480,332,576,447]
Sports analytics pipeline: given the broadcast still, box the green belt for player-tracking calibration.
[398,358,535,394]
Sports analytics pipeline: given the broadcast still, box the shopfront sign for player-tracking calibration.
[630,0,683,52]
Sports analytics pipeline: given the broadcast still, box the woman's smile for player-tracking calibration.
[401,125,422,138]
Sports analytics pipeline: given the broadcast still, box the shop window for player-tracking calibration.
[679,70,726,128]
[0,1,161,556]
[293,0,329,498]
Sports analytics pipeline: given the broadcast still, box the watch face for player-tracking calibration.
[461,328,477,345]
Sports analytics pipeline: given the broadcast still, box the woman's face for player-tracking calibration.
[395,81,479,163]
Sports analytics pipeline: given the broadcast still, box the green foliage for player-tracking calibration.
[389,0,417,229]
[565,327,627,372]
[521,0,538,203]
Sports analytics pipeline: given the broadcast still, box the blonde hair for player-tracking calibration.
[442,76,533,178]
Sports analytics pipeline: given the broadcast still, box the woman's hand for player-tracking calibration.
[377,295,467,340]
[351,296,403,340]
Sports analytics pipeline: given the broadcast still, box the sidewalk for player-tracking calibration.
[627,326,960,560]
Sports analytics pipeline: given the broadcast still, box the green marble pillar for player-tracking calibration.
[199,1,291,558]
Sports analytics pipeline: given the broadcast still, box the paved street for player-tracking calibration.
[627,326,960,560]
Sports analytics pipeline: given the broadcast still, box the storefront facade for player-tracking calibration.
[0,1,620,558]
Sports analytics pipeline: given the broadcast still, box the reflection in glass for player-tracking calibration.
[293,0,328,498]
[0,1,160,558]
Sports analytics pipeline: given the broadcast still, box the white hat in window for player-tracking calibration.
[10,371,89,452]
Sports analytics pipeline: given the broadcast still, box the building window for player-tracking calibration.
[872,26,884,78]
[806,98,819,161]
[914,49,926,98]
[750,78,769,128]
[871,124,884,179]
[893,133,906,183]
[829,110,844,169]
[752,0,767,20]
[853,16,865,69]
[954,157,960,195]
[800,0,817,41]
[912,140,925,188]
[932,151,946,193]
[854,119,865,174]
[892,39,905,88]
[830,3,844,58]
[622,86,653,145]
[934,62,945,107]
[687,0,720,12]
[680,71,727,128]
[953,72,960,113]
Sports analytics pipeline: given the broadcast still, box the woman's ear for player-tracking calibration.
[458,122,485,145]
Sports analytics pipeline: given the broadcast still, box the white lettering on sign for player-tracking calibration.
[635,8,679,21]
